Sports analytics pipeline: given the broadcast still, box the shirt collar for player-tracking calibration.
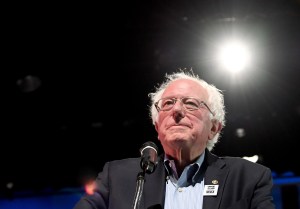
[164,151,205,186]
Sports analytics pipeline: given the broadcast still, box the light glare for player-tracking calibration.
[218,41,251,73]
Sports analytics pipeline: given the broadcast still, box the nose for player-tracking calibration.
[172,100,186,122]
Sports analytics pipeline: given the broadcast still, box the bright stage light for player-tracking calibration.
[217,40,251,73]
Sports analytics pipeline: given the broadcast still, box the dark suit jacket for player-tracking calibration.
[73,149,275,209]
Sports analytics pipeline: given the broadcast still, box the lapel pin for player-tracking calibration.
[212,180,218,184]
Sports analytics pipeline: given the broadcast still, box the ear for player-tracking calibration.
[208,120,222,140]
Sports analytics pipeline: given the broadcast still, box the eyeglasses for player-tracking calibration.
[154,97,215,115]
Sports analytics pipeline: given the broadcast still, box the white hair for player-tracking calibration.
[148,70,226,151]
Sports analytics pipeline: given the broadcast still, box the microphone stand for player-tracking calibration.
[132,171,146,209]
[133,141,158,209]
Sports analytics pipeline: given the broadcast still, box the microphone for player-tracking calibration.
[139,141,158,174]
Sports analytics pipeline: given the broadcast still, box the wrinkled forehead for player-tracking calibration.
[162,79,208,100]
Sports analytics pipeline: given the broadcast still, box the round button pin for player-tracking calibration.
[212,180,218,184]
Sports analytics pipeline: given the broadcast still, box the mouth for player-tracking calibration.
[167,123,191,129]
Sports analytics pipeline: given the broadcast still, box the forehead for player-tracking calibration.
[162,79,208,99]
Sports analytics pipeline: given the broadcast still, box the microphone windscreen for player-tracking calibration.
[139,141,158,174]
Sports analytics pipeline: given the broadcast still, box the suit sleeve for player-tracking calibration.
[251,167,275,209]
[73,162,110,209]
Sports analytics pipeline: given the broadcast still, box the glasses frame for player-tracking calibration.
[154,97,215,116]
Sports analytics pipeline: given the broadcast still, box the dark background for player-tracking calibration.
[3,0,300,194]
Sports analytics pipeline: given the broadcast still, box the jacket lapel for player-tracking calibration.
[203,150,229,209]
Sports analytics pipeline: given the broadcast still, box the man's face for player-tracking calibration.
[155,79,217,157]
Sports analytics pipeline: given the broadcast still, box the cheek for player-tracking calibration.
[156,114,172,135]
[192,122,205,135]
[192,117,212,133]
[157,112,168,124]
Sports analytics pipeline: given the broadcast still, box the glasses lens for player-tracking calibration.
[159,98,175,111]
[182,98,200,110]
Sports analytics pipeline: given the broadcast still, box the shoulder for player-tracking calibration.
[97,157,141,178]
[101,156,165,174]
[207,150,270,171]
[219,156,271,173]
[104,157,140,168]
